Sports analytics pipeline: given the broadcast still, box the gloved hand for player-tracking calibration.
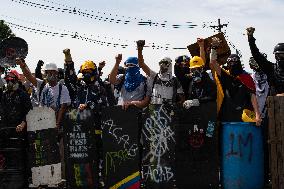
[183,99,200,109]
[63,48,72,62]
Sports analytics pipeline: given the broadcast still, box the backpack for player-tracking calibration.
[38,81,63,110]
[151,73,179,103]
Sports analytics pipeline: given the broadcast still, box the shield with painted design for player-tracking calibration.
[26,107,62,188]
[0,37,28,67]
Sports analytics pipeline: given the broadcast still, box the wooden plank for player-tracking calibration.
[267,96,284,189]
[187,32,231,68]
[279,97,284,188]
[267,96,277,189]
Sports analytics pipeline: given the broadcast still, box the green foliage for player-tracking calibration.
[0,20,15,42]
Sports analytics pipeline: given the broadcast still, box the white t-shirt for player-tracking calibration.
[149,70,183,104]
[36,78,71,110]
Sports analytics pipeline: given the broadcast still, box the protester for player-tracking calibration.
[249,56,269,118]
[0,70,32,131]
[136,40,184,105]
[16,58,70,127]
[247,27,284,96]
[63,49,109,187]
[109,53,151,109]
[174,55,191,99]
[63,48,109,111]
[182,38,217,109]
[209,39,262,126]
[16,58,71,184]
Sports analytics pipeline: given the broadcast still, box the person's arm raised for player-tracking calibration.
[109,54,122,85]
[16,58,37,86]
[137,40,151,76]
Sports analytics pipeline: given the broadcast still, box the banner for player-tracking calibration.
[63,108,98,189]
[101,106,141,189]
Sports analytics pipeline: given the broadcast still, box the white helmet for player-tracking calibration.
[44,63,58,71]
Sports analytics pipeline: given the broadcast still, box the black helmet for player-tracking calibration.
[175,55,190,64]
[273,43,284,54]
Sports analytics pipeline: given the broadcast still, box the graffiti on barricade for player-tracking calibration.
[102,119,138,158]
[143,164,174,183]
[73,163,94,187]
[142,104,176,187]
[66,109,92,121]
[226,132,253,162]
[105,149,134,175]
[68,124,88,158]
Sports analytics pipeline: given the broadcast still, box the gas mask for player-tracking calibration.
[83,73,92,83]
[191,68,203,83]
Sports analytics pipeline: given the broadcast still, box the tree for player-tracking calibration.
[0,20,15,42]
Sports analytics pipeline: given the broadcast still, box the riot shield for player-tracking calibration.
[63,108,98,189]
[101,106,141,189]
[175,101,219,189]
[26,107,62,188]
[141,104,177,189]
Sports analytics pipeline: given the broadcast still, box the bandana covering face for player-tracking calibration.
[158,57,173,81]
[124,57,144,92]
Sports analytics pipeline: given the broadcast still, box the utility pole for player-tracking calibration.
[209,18,228,33]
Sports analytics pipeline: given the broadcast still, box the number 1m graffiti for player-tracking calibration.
[226,133,253,162]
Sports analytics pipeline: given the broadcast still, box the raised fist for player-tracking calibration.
[137,40,145,47]
[246,27,255,36]
[63,48,70,55]
[63,48,72,62]
[115,54,122,63]
[99,61,106,68]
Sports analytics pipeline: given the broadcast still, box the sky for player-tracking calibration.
[1,0,284,78]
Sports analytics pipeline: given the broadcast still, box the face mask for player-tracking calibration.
[192,69,203,83]
[228,61,243,76]
[83,73,94,83]
[159,61,170,74]
[276,54,284,70]
[46,74,57,82]
[6,81,19,91]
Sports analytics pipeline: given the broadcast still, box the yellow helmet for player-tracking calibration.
[242,109,256,122]
[80,60,96,72]
[189,56,204,68]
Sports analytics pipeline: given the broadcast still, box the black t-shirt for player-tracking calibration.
[188,72,217,103]
[219,70,254,122]
[0,88,32,127]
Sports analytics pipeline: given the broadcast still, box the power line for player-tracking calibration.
[4,20,173,50]
[11,0,198,29]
